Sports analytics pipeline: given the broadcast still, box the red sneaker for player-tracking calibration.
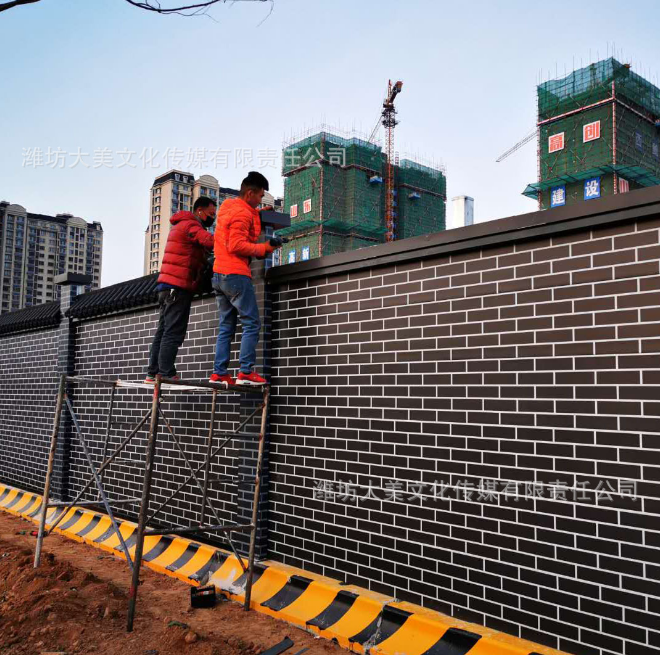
[209,373,235,386]
[236,371,267,386]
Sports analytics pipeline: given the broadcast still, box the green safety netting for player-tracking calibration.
[538,57,660,121]
[523,164,660,198]
[282,132,447,257]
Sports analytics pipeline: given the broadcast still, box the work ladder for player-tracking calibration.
[33,374,269,631]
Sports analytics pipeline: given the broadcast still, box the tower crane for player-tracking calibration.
[496,127,537,162]
[369,80,403,241]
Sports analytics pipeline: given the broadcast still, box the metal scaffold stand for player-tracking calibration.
[33,374,270,632]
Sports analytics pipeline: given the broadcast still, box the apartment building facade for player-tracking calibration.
[0,201,103,314]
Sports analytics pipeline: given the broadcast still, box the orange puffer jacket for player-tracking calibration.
[213,197,274,278]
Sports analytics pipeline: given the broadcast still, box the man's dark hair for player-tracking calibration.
[193,196,217,211]
[240,171,269,195]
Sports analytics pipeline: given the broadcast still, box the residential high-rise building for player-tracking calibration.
[144,171,219,275]
[0,201,103,314]
[277,131,446,264]
[524,58,660,209]
[144,171,283,275]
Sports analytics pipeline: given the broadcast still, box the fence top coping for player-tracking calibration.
[0,300,60,336]
[266,185,660,285]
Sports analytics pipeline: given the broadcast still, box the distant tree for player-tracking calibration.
[0,0,271,17]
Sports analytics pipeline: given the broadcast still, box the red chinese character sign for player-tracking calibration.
[290,204,298,218]
[619,178,630,194]
[303,199,312,213]
[583,121,601,143]
[548,133,564,154]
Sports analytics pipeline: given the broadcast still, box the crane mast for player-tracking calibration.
[369,80,403,242]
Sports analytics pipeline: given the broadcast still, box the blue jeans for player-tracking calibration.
[212,273,261,375]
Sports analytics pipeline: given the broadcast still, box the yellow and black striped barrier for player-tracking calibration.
[0,483,570,655]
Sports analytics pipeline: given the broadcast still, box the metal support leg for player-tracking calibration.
[34,374,66,568]
[244,386,270,611]
[146,403,262,525]
[65,397,134,571]
[46,408,151,536]
[99,384,117,494]
[154,404,249,571]
[157,404,223,526]
[200,390,218,526]
[127,376,161,632]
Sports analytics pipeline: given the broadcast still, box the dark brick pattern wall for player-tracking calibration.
[67,262,272,557]
[269,216,660,655]
[0,327,59,493]
[2,202,660,654]
[68,299,245,544]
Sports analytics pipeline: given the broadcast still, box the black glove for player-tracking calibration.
[269,236,288,247]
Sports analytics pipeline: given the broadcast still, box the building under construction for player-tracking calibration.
[276,131,446,263]
[524,58,660,209]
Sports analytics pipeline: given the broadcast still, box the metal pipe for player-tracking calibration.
[146,402,263,526]
[48,497,140,508]
[46,408,151,535]
[538,94,656,129]
[612,80,618,195]
[157,405,224,527]
[615,97,657,125]
[34,374,66,568]
[537,96,614,126]
[65,376,119,387]
[156,377,268,393]
[244,386,270,611]
[127,376,161,632]
[99,384,117,496]
[146,399,264,573]
[65,397,134,572]
[65,374,266,394]
[145,523,252,536]
[200,390,218,526]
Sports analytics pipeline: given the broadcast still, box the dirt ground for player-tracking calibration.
[0,511,344,655]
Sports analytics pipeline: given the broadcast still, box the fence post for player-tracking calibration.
[50,272,92,501]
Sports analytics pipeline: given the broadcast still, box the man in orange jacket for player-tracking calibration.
[209,171,283,386]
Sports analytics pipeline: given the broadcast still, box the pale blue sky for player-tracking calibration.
[2,0,659,286]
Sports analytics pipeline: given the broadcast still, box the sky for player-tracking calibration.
[2,0,660,286]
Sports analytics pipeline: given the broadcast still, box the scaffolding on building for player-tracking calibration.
[33,374,269,632]
[279,128,446,261]
[525,58,660,208]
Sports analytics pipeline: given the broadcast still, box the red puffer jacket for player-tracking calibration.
[157,211,214,292]
[213,198,274,278]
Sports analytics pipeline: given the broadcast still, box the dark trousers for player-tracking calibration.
[147,288,193,378]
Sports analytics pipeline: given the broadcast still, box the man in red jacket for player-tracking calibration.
[145,196,217,382]
[210,172,283,386]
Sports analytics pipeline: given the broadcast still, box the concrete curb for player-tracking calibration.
[0,483,571,655]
